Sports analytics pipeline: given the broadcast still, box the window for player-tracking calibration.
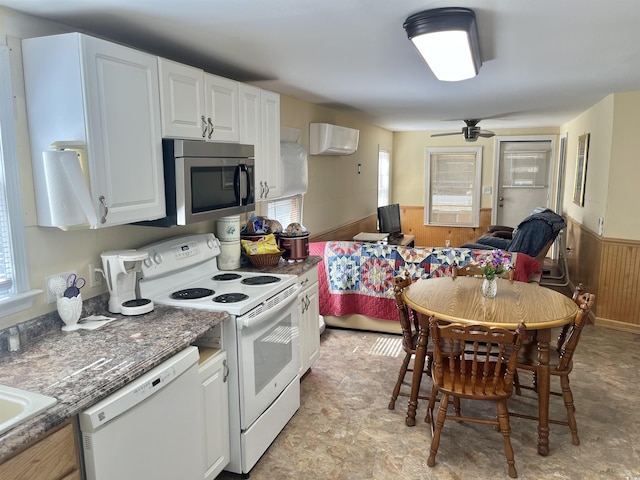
[425,147,482,227]
[0,45,39,320]
[377,148,390,207]
[266,195,303,228]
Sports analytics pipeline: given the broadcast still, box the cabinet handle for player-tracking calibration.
[99,195,108,224]
[223,359,229,383]
[201,115,207,138]
[207,117,214,139]
[301,278,309,287]
[264,182,270,198]
[259,181,265,199]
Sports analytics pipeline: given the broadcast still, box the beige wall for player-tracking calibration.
[278,95,393,235]
[560,95,614,236]
[607,92,640,239]
[559,91,640,241]
[392,126,559,209]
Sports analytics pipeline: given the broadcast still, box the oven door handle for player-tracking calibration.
[237,286,300,330]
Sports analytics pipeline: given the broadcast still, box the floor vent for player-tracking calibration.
[369,337,403,357]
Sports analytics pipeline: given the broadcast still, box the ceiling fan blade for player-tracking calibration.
[478,130,496,137]
[431,131,462,137]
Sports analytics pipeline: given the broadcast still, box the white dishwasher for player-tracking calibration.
[79,346,202,480]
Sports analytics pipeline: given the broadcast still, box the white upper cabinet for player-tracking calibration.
[158,58,207,139]
[239,84,261,147]
[159,60,239,142]
[260,90,282,200]
[239,86,282,200]
[22,32,165,228]
[205,73,240,142]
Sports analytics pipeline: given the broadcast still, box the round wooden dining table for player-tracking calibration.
[403,275,578,456]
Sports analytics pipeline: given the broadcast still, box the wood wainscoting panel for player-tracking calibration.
[401,206,492,247]
[310,214,378,242]
[566,215,640,333]
[598,240,640,330]
[310,207,492,247]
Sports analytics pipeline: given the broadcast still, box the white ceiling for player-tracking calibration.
[3,0,640,132]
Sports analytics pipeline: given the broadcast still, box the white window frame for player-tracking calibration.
[377,148,390,207]
[266,194,303,228]
[425,146,482,227]
[0,45,40,320]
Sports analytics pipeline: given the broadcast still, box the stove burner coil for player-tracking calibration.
[241,276,281,286]
[213,293,249,303]
[170,288,215,300]
[212,273,242,281]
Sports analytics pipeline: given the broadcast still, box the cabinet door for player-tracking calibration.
[81,35,165,226]
[259,90,282,199]
[199,350,230,480]
[305,282,321,368]
[158,58,206,139]
[239,84,266,199]
[298,267,320,376]
[204,73,239,142]
[0,419,80,480]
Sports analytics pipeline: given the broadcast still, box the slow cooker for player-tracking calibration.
[277,233,310,261]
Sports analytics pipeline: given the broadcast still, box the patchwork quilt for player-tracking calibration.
[309,241,541,322]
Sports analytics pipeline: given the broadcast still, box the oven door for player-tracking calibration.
[236,292,300,429]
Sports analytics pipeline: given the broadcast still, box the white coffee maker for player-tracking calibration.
[100,250,154,315]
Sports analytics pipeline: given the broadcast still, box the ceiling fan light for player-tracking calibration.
[404,7,482,82]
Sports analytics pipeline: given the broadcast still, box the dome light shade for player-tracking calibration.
[403,7,482,82]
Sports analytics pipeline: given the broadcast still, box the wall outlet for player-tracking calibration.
[45,270,76,304]
[597,217,604,236]
[88,263,103,288]
[482,186,492,195]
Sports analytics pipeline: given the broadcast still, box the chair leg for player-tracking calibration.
[514,369,522,396]
[427,392,449,468]
[388,352,411,410]
[425,383,439,429]
[453,396,461,418]
[560,374,580,445]
[497,400,518,478]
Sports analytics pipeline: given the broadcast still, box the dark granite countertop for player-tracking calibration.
[0,257,319,462]
[242,255,321,275]
[0,301,228,462]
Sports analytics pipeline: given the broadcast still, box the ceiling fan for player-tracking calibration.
[431,119,495,142]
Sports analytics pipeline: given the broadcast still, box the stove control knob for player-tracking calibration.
[153,253,163,265]
[143,258,153,268]
[207,238,215,250]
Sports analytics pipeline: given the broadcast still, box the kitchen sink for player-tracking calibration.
[0,385,57,436]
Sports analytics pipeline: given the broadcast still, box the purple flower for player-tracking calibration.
[479,250,511,280]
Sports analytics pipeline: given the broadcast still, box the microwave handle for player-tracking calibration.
[237,164,250,206]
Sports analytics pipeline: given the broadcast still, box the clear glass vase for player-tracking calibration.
[481,277,498,298]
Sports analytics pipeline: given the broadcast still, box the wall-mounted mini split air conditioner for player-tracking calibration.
[309,123,359,155]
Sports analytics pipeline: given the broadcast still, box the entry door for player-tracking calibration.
[494,138,555,227]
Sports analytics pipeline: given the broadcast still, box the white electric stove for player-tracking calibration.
[138,233,301,476]
[138,233,297,316]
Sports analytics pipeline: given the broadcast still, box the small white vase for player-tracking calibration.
[57,294,83,328]
[481,278,498,298]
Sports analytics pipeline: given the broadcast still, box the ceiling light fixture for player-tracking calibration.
[403,7,482,82]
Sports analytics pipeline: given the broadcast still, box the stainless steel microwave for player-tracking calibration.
[138,139,255,227]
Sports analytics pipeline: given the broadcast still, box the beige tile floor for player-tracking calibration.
[218,324,640,480]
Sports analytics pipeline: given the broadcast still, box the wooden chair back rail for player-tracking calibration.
[427,320,526,478]
[511,288,595,446]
